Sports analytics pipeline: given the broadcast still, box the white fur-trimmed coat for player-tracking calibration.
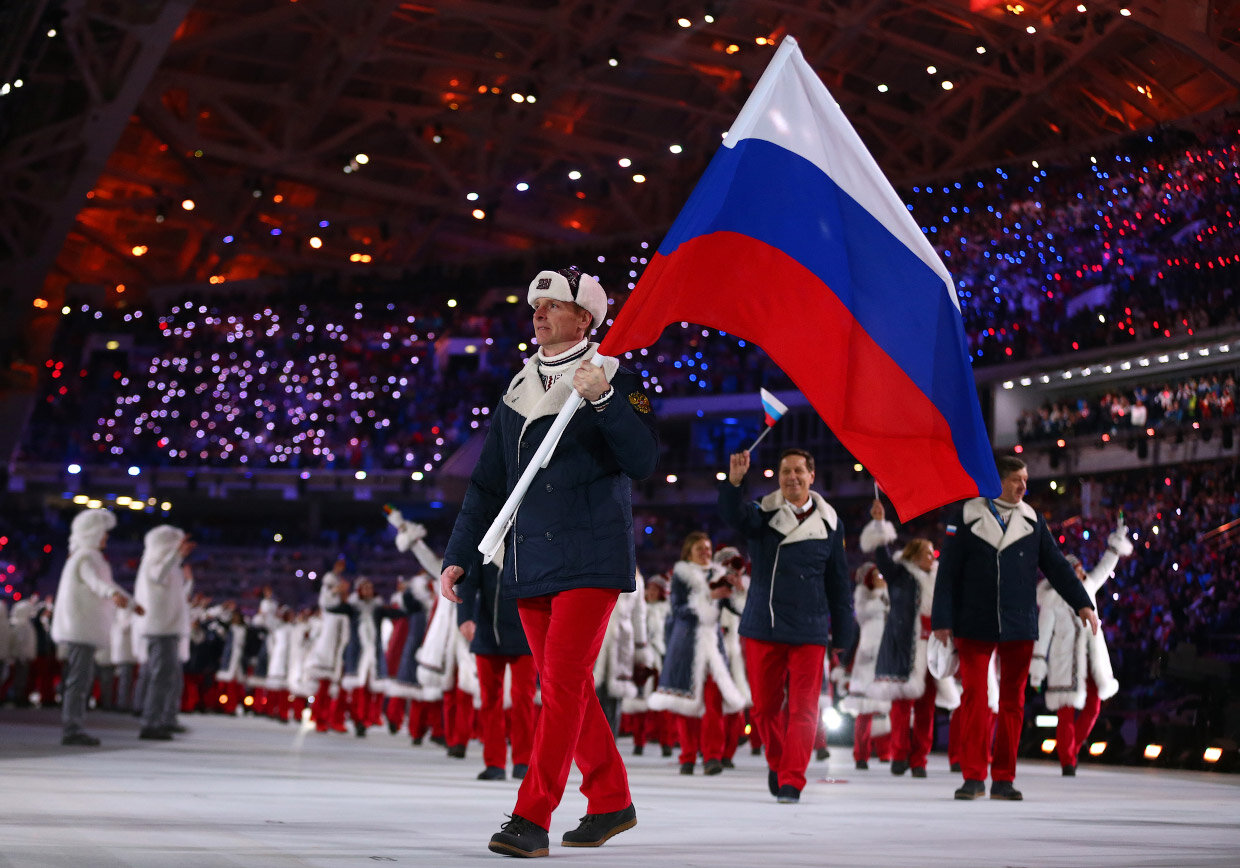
[840,582,891,717]
[414,596,478,702]
[595,570,654,703]
[1031,548,1122,710]
[647,560,747,717]
[719,577,752,707]
[622,595,670,714]
[860,519,960,711]
[304,577,350,686]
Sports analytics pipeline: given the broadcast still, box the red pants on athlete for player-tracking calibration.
[514,588,629,831]
[956,638,1033,783]
[744,637,825,792]
[675,678,725,765]
[889,671,937,770]
[476,653,537,769]
[1057,676,1101,769]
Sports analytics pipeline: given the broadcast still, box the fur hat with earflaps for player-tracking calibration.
[527,266,607,330]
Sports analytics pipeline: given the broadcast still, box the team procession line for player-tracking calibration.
[1,708,1236,868]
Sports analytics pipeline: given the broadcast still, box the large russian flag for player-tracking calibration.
[599,36,1000,520]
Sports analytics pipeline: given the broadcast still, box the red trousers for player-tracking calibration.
[723,711,746,760]
[889,671,937,770]
[675,678,725,765]
[476,653,537,769]
[181,673,206,713]
[744,638,826,792]
[956,638,1033,783]
[313,679,343,732]
[385,696,407,729]
[1057,677,1102,768]
[515,588,629,830]
[345,687,384,728]
[852,714,892,762]
[214,679,244,714]
[443,686,475,748]
[632,710,673,749]
[406,699,444,741]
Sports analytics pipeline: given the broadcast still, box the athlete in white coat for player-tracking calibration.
[134,525,194,740]
[50,509,144,745]
[1030,522,1133,774]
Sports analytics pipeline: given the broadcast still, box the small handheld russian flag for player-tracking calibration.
[747,387,789,452]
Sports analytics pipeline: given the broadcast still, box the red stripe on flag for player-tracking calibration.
[602,232,980,519]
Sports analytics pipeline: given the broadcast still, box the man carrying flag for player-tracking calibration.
[439,267,658,858]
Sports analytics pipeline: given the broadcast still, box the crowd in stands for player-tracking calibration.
[12,115,1239,475]
[1016,370,1238,443]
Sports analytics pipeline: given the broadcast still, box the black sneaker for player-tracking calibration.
[950,762,961,773]
[1062,764,1076,777]
[632,744,644,756]
[561,804,636,847]
[703,759,723,775]
[855,760,869,770]
[990,781,1023,801]
[816,746,830,761]
[776,785,800,804]
[477,766,506,781]
[751,743,762,755]
[61,732,101,746]
[954,779,986,800]
[411,736,423,746]
[354,722,367,737]
[446,744,467,759]
[138,727,172,741]
[387,720,399,735]
[513,764,528,780]
[891,760,908,776]
[488,815,549,858]
[679,762,694,775]
[721,758,735,769]
[910,766,927,778]
[768,770,779,796]
[661,745,673,758]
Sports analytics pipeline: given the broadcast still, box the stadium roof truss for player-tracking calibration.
[2,0,1239,303]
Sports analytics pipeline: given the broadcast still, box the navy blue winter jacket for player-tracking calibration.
[717,483,855,650]
[443,347,658,599]
[932,497,1093,642]
[456,555,531,657]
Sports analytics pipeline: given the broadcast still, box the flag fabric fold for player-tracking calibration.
[598,36,1000,520]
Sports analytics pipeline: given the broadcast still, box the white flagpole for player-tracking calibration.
[746,425,773,453]
[476,349,610,564]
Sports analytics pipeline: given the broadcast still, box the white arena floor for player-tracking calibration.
[1,707,1237,868]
